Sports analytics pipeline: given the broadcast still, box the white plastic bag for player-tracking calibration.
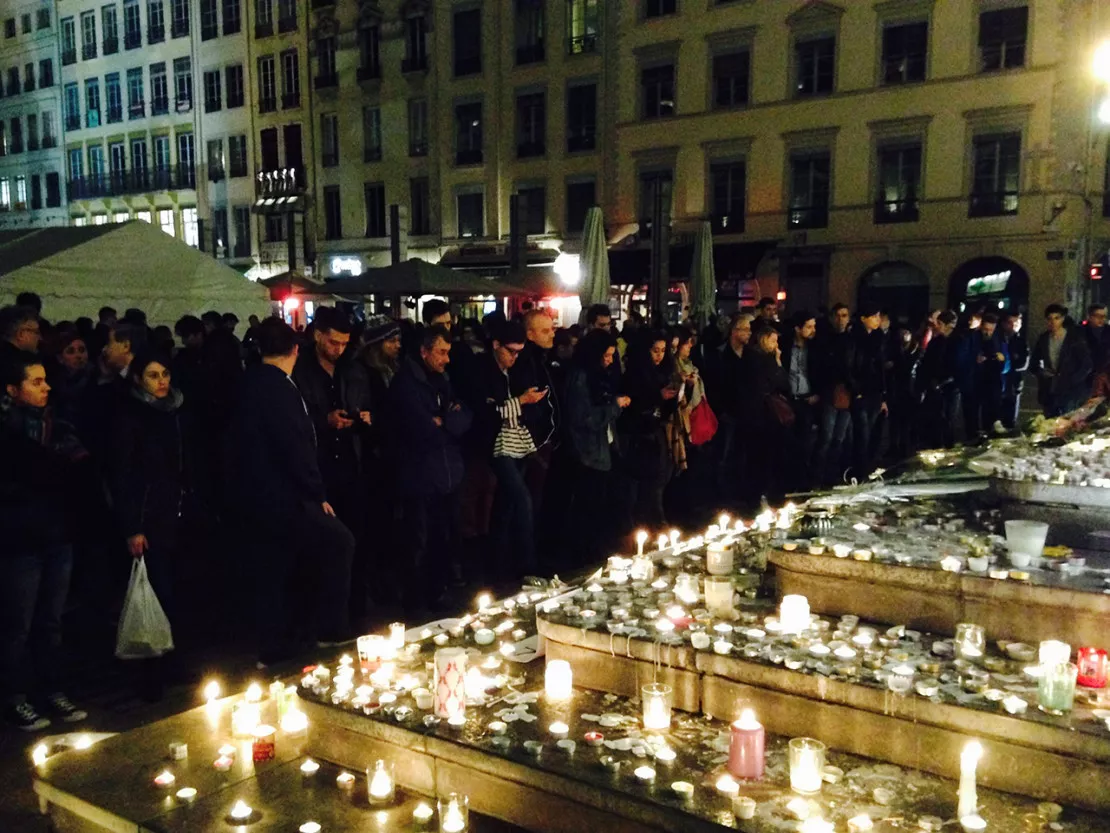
[115,557,174,659]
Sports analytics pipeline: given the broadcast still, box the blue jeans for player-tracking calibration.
[491,456,536,577]
[0,546,73,702]
[814,405,852,485]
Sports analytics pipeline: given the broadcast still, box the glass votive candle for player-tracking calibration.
[641,682,673,731]
[704,576,734,618]
[1077,647,1108,688]
[788,737,826,795]
[366,759,395,806]
[954,623,985,662]
[1038,662,1078,715]
[438,792,469,833]
[673,573,700,605]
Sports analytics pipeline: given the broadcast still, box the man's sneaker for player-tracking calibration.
[42,692,87,723]
[6,701,51,732]
[993,420,1008,435]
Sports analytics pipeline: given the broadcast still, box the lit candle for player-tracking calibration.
[957,740,983,820]
[412,801,434,825]
[477,593,492,611]
[788,737,825,795]
[300,759,320,776]
[1039,640,1071,667]
[439,793,469,833]
[389,622,406,650]
[669,530,680,548]
[715,774,740,796]
[434,648,467,720]
[31,744,48,766]
[298,823,321,833]
[549,721,569,738]
[847,815,874,833]
[960,815,987,832]
[545,660,573,700]
[779,595,811,635]
[800,819,834,833]
[153,769,176,787]
[366,760,395,805]
[656,534,669,551]
[636,530,648,557]
[718,513,730,532]
[245,683,262,703]
[175,787,197,803]
[336,771,355,789]
[728,708,765,780]
[634,765,656,783]
[228,800,252,821]
[641,683,672,731]
[670,780,694,799]
[214,755,234,771]
[732,795,756,819]
[204,680,221,702]
[251,724,276,762]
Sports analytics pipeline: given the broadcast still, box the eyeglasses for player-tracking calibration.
[501,345,524,355]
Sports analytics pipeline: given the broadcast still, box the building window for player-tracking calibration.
[108,142,127,190]
[875,144,921,223]
[62,17,77,64]
[171,0,190,37]
[223,0,240,35]
[709,161,745,233]
[106,73,122,122]
[37,8,51,29]
[0,179,9,210]
[81,11,97,60]
[969,133,1020,217]
[410,177,430,234]
[566,0,598,55]
[453,9,482,77]
[127,68,144,117]
[277,0,296,32]
[403,15,427,71]
[515,0,544,65]
[153,135,171,183]
[516,92,546,158]
[7,67,20,96]
[0,123,6,157]
[21,13,31,33]
[712,50,749,109]
[43,112,56,147]
[457,191,484,238]
[644,0,676,19]
[641,64,675,119]
[281,49,299,108]
[259,127,278,171]
[3,18,13,38]
[201,0,218,39]
[182,207,198,245]
[788,151,831,229]
[323,186,341,239]
[24,62,36,92]
[364,182,385,237]
[881,21,927,85]
[26,114,38,150]
[177,132,196,188]
[148,0,165,43]
[156,208,174,234]
[565,179,595,233]
[979,7,1027,72]
[455,101,483,166]
[567,82,596,152]
[516,185,545,235]
[226,65,244,107]
[68,147,84,180]
[212,206,228,254]
[15,176,27,208]
[46,173,61,207]
[795,36,835,97]
[39,59,54,88]
[321,113,339,167]
[150,61,169,114]
[31,174,41,209]
[10,118,23,153]
[207,138,224,180]
[408,99,428,156]
[228,134,247,176]
[233,205,251,256]
[86,79,101,128]
[131,138,148,182]
[359,24,380,80]
[124,0,141,48]
[265,214,284,242]
[173,57,193,111]
[255,0,273,37]
[64,83,81,131]
[257,56,276,112]
[362,106,381,162]
[203,70,221,112]
[103,5,119,54]
[315,37,337,88]
[638,171,672,239]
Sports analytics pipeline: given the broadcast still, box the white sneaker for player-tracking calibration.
[992,421,1007,435]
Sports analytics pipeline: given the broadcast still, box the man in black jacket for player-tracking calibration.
[226,318,354,664]
[848,304,888,479]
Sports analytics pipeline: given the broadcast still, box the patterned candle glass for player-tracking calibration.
[1038,662,1078,715]
[704,576,734,618]
[434,648,468,719]
[705,541,735,576]
[1077,647,1107,688]
[955,623,986,662]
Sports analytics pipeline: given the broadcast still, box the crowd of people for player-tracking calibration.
[3,286,1109,734]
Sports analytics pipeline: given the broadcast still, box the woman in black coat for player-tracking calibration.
[739,323,792,503]
[110,349,187,698]
[617,331,679,530]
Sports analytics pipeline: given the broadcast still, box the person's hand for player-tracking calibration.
[617,396,631,408]
[327,409,354,430]
[976,354,986,364]
[358,410,371,425]
[880,401,889,415]
[661,386,679,400]
[996,353,1005,363]
[433,416,444,427]
[127,534,148,558]
[322,502,336,517]
[774,347,783,365]
[520,387,547,405]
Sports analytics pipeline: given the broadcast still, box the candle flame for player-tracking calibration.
[32,744,48,766]
[203,680,221,701]
[736,708,760,729]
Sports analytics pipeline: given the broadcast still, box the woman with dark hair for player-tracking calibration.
[739,322,792,503]
[563,330,630,562]
[110,349,187,700]
[48,329,93,429]
[617,330,679,530]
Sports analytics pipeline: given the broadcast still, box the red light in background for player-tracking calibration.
[776,290,787,301]
[283,297,301,309]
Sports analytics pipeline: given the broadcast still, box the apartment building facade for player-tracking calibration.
[0,1,67,229]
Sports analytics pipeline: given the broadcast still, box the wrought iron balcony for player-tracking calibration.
[567,34,597,55]
[66,165,197,200]
[148,24,164,43]
[124,30,141,49]
[103,36,119,55]
[873,198,919,225]
[314,73,338,90]
[62,48,76,66]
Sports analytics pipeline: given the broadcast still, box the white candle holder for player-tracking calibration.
[642,682,673,731]
[788,737,825,795]
[545,660,573,701]
[438,792,469,833]
[433,648,467,720]
[366,759,395,806]
[704,576,734,618]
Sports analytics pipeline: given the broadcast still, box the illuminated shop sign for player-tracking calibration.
[966,270,1011,296]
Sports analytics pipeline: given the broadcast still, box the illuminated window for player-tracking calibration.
[159,208,175,235]
[182,207,198,245]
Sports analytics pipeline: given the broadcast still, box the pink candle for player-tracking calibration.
[1078,647,1108,688]
[728,709,765,780]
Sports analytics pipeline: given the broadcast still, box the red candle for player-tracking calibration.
[1077,647,1108,688]
[727,709,765,780]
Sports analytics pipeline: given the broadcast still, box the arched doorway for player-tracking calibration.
[948,256,1029,314]
[857,261,930,328]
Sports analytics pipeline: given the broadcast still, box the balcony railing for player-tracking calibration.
[66,165,196,199]
[62,48,77,66]
[567,132,596,153]
[873,198,919,225]
[171,19,189,38]
[107,105,123,123]
[709,212,743,234]
[968,191,1018,218]
[259,97,277,113]
[787,205,829,230]
[82,42,97,60]
[516,43,544,65]
[65,115,81,131]
[255,20,273,38]
[314,74,338,90]
[42,135,57,148]
[148,24,164,43]
[357,64,381,82]
[277,15,297,33]
[129,101,145,118]
[402,55,428,73]
[281,92,300,108]
[568,34,597,55]
[456,148,483,166]
[103,36,119,55]
[151,97,169,115]
[125,30,141,49]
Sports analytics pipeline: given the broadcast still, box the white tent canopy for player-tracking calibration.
[0,222,271,327]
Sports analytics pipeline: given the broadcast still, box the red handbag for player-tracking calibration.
[688,399,718,445]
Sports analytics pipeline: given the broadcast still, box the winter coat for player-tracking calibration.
[1032,327,1093,411]
[564,365,622,472]
[509,340,558,449]
[387,356,473,498]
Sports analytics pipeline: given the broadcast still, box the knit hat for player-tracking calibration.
[364,314,401,344]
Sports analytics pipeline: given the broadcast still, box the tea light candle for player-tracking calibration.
[175,787,197,803]
[412,801,434,825]
[847,814,874,833]
[204,680,221,702]
[477,593,492,611]
[959,815,987,832]
[670,780,694,799]
[245,683,262,702]
[801,819,834,833]
[957,741,982,819]
[634,765,656,783]
[228,800,253,821]
[298,823,321,833]
[1002,694,1027,714]
[366,760,395,805]
[214,755,234,771]
[300,759,320,776]
[715,774,740,796]
[281,708,308,734]
[31,745,47,766]
[153,769,176,787]
[779,595,811,635]
[728,708,765,780]
[448,714,467,728]
[549,721,569,738]
[733,795,756,820]
[941,556,962,572]
[336,771,356,789]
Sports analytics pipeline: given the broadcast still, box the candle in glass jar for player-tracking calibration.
[636,530,648,557]
[1077,647,1108,688]
[704,575,734,618]
[1038,662,1078,715]
[705,541,734,576]
[389,622,406,650]
[641,682,673,731]
[788,737,825,795]
[439,793,468,833]
[955,623,985,661]
[727,708,765,780]
[434,647,467,720]
[545,660,573,700]
[366,760,395,805]
[779,595,811,635]
[1039,640,1071,667]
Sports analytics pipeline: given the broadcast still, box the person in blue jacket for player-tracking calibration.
[970,312,1010,437]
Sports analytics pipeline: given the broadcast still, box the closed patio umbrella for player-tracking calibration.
[578,206,610,325]
[688,221,716,329]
